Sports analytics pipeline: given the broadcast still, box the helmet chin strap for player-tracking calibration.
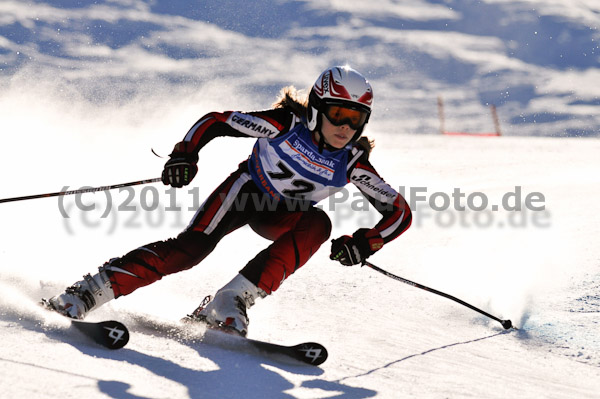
[317,130,327,153]
[310,112,327,154]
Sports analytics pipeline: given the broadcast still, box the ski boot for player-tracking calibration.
[187,274,266,337]
[46,267,114,319]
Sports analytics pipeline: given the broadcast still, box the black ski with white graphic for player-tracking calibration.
[244,337,328,366]
[180,315,328,366]
[70,319,129,350]
[41,299,129,350]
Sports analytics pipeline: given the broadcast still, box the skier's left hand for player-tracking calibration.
[330,228,384,266]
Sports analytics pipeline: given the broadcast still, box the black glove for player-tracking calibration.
[161,152,198,188]
[330,228,384,266]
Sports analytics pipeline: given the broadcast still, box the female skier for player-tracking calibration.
[48,65,412,336]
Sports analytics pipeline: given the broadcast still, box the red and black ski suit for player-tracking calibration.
[104,106,412,298]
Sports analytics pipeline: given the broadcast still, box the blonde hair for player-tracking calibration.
[272,85,308,115]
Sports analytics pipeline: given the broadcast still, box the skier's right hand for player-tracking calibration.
[161,142,199,188]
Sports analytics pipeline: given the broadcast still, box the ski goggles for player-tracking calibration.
[323,105,369,130]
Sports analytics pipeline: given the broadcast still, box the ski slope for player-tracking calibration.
[1,132,599,398]
[1,1,600,398]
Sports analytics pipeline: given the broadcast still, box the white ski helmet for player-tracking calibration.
[307,65,373,144]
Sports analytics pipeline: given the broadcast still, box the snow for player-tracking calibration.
[1,1,599,398]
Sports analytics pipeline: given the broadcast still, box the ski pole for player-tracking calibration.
[362,260,516,330]
[0,178,162,204]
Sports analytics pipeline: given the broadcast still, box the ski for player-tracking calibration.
[41,299,129,350]
[244,336,328,366]
[178,316,328,366]
[70,319,129,350]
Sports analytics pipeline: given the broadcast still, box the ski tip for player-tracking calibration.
[40,300,129,349]
[293,342,328,366]
[81,320,130,350]
[67,319,130,350]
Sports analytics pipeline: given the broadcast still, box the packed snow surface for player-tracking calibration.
[1,1,599,398]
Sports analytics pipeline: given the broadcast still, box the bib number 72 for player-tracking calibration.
[267,161,315,197]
